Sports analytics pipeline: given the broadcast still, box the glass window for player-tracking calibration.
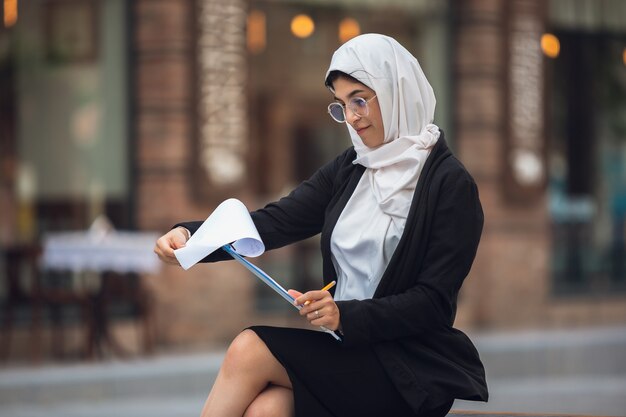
[13,0,130,236]
[547,1,626,294]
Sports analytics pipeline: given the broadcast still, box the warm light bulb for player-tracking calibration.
[291,14,315,39]
[541,33,560,59]
[4,0,18,28]
[339,17,360,43]
[247,10,266,54]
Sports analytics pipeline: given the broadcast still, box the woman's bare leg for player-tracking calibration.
[200,329,293,417]
[243,385,294,417]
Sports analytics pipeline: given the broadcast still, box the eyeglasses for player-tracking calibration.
[327,95,377,123]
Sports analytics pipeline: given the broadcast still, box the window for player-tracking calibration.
[13,0,130,234]
[547,5,626,293]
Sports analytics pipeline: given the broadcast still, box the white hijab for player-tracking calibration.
[325,33,440,219]
[325,34,440,300]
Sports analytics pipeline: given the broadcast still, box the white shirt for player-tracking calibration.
[331,174,403,301]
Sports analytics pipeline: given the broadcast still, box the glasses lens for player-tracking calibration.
[328,103,346,122]
[349,97,369,117]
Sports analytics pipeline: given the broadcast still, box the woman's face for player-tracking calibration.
[331,76,384,148]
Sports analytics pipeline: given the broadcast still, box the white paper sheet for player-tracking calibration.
[174,198,265,270]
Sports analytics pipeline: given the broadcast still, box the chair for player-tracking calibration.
[1,245,44,361]
[89,270,155,357]
[0,245,94,361]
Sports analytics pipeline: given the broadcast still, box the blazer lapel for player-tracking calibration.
[373,134,452,298]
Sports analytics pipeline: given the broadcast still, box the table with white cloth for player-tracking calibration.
[40,230,160,358]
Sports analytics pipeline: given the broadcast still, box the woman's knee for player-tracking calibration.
[221,329,266,375]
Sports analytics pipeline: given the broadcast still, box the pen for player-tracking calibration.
[304,280,336,306]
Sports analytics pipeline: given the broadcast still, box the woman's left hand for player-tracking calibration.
[287,288,341,331]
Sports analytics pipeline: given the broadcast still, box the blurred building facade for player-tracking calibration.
[0,0,625,359]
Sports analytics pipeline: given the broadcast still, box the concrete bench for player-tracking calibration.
[451,411,610,417]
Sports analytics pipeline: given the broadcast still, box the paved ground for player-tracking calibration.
[1,326,625,417]
[0,352,221,417]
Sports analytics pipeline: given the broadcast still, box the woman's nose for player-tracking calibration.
[345,107,361,124]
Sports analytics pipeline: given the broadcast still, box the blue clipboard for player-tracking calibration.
[222,244,341,341]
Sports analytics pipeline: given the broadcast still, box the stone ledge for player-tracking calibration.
[451,412,612,417]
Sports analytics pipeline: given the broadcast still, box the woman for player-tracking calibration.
[155,33,488,417]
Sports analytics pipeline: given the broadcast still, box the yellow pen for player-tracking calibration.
[304,280,336,306]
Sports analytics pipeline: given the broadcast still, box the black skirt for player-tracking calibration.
[249,326,453,417]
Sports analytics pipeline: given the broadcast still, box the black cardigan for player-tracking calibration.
[178,135,488,411]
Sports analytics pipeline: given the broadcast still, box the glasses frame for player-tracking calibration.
[327,95,377,123]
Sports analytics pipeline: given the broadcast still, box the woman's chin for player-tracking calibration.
[362,137,385,149]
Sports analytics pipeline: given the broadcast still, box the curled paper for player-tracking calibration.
[174,198,264,270]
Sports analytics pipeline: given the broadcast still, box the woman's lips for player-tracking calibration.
[356,126,369,134]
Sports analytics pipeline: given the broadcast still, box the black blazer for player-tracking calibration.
[178,134,488,411]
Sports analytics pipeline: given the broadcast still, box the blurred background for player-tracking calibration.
[0,0,625,416]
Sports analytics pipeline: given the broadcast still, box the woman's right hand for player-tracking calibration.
[154,227,190,265]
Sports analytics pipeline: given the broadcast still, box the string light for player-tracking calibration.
[290,14,314,39]
[540,33,560,59]
[339,17,360,43]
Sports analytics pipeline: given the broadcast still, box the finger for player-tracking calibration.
[296,289,331,307]
[154,238,181,265]
[293,293,312,307]
[307,307,325,322]
[299,299,327,317]
[154,241,166,260]
[155,239,174,258]
[158,251,179,265]
[298,290,336,315]
[306,300,339,322]
[296,295,318,311]
[308,311,339,330]
[170,230,187,249]
[306,300,337,319]
[303,290,327,306]
[287,289,303,300]
[311,310,340,331]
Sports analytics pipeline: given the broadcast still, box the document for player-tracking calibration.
[174,199,341,341]
[175,198,265,270]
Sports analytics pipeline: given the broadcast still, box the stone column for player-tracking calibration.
[194,0,248,202]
